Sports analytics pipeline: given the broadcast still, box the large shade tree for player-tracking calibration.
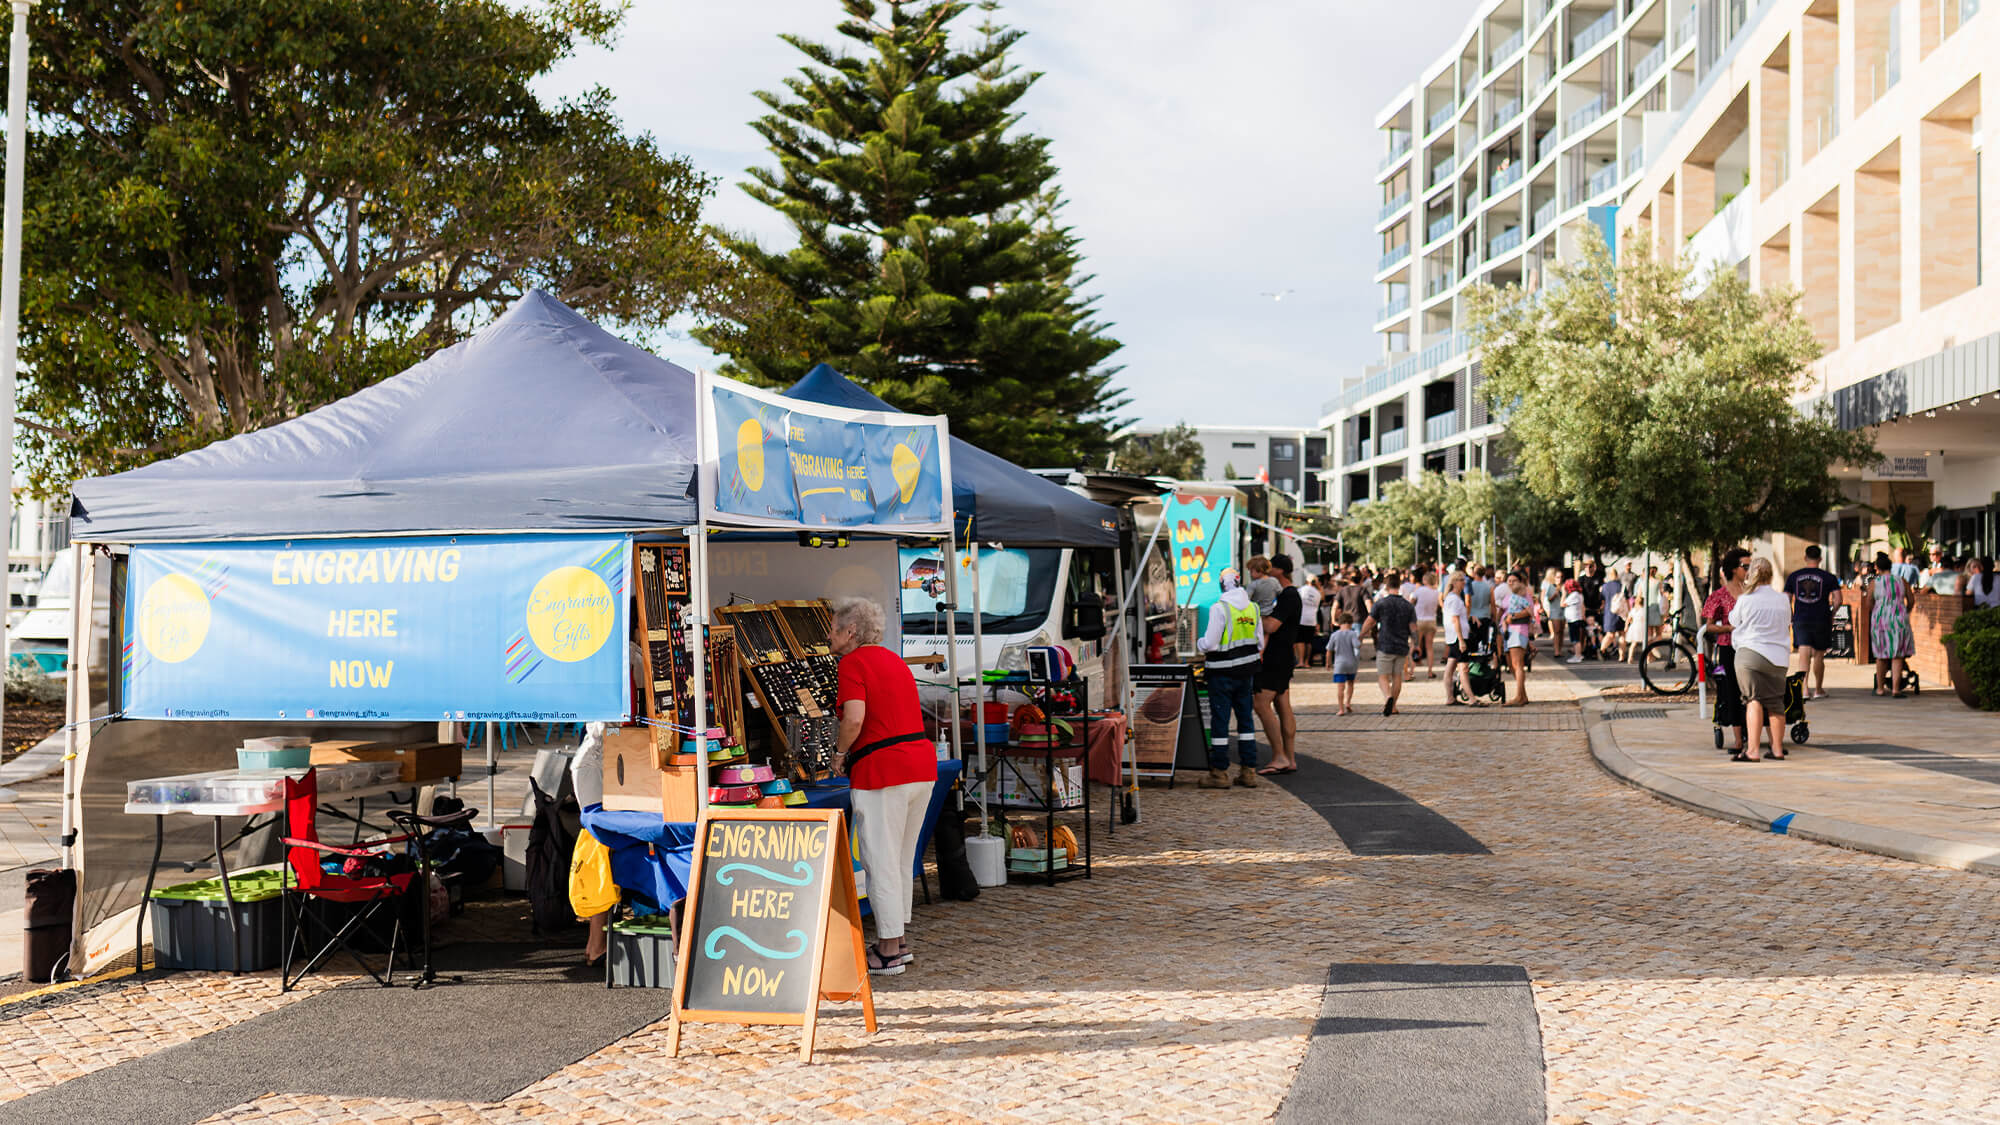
[17,0,782,493]
[696,0,1124,467]
[1465,230,1876,586]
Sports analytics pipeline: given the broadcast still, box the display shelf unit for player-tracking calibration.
[975,674,1092,886]
[634,543,742,756]
[717,600,841,781]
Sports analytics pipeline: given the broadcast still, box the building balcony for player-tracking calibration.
[1531,197,1558,233]
[1587,162,1619,197]
[1427,213,1456,243]
[1379,245,1412,272]
[1623,146,1644,177]
[1380,191,1412,222]
[1565,94,1607,136]
[1489,162,1524,196]
[1489,225,1523,258]
[1677,6,1698,48]
[1428,102,1458,135]
[1533,128,1560,165]
[1630,41,1667,89]
[1424,412,1460,444]
[1378,427,1408,457]
[1487,28,1524,70]
[1357,437,1373,461]
[1379,139,1413,172]
[1571,9,1617,58]
[1420,332,1470,370]
[1378,295,1411,322]
[1425,267,1458,298]
[1430,155,1457,188]
[1487,95,1522,133]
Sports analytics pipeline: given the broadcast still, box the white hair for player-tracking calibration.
[831,597,885,647]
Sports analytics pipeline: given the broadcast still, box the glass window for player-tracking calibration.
[898,547,1062,635]
[1273,441,1296,460]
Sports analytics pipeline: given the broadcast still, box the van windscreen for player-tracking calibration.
[899,547,1061,635]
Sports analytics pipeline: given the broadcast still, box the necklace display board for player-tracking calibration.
[635,543,743,756]
[668,807,875,1062]
[717,601,841,780]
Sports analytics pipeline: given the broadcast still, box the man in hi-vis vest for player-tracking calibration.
[1196,568,1265,788]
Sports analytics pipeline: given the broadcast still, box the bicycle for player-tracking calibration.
[1639,622,1700,695]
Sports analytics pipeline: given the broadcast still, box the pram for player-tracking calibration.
[1784,671,1810,744]
[1711,657,1811,747]
[1448,628,1509,705]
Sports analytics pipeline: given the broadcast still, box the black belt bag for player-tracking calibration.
[844,731,929,772]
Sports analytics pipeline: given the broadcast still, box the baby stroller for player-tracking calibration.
[1872,665,1921,695]
[1784,671,1810,744]
[1449,631,1509,705]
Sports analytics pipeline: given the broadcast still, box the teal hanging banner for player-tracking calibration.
[701,373,951,533]
[121,534,631,722]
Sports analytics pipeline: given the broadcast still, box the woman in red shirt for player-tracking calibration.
[830,597,938,976]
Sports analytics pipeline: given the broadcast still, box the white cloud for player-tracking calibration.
[540,0,1476,426]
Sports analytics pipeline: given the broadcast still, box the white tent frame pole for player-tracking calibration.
[483,721,496,830]
[59,542,86,868]
[1106,514,1164,648]
[690,373,712,807]
[967,539,987,833]
[941,519,963,771]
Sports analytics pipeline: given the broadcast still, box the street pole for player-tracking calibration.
[0,0,37,751]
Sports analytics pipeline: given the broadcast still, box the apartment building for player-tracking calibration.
[1620,0,1995,565]
[1323,0,1782,513]
[1115,424,1328,504]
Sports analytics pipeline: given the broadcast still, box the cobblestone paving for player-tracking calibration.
[6,669,1999,1123]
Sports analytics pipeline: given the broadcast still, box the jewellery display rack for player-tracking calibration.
[974,674,1092,886]
[634,543,743,756]
[716,600,841,780]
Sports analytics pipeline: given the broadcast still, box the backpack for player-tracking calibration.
[526,778,582,934]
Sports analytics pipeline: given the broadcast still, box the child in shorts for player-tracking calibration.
[1329,612,1360,716]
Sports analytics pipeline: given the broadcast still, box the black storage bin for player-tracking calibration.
[150,894,282,972]
[606,919,676,988]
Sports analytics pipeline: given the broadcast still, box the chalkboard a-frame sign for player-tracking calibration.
[668,807,876,1062]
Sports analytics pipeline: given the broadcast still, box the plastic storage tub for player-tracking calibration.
[606,917,677,988]
[148,872,286,972]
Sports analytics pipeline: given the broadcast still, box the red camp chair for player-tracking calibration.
[279,767,416,991]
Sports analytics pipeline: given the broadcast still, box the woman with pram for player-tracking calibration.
[1704,548,1753,757]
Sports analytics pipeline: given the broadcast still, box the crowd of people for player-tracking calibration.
[1191,542,1995,780]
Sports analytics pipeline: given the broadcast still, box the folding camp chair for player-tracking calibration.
[279,767,417,991]
[386,805,477,989]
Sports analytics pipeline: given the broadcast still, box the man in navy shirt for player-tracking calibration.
[1784,545,1839,699]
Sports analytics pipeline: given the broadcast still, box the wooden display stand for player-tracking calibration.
[718,600,840,779]
[310,739,463,783]
[600,726,700,822]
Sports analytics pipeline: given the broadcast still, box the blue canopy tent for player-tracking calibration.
[785,363,1119,549]
[71,290,700,542]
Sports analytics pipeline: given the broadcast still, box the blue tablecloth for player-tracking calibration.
[580,759,962,912]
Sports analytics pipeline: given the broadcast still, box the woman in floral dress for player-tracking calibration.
[1869,551,1917,697]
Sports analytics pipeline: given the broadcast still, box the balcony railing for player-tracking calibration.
[1427,214,1456,243]
[1379,138,1413,171]
[1428,102,1457,134]
[1565,94,1607,135]
[1533,128,1559,164]
[1489,225,1523,258]
[1630,41,1667,89]
[1488,162,1523,196]
[1378,295,1410,321]
[1430,155,1456,187]
[1487,96,1522,133]
[1420,332,1470,370]
[1380,191,1411,221]
[1358,437,1373,461]
[1532,197,1558,233]
[1424,412,1460,444]
[1677,6,1698,47]
[1425,267,1457,297]
[1571,8,1617,58]
[1378,428,1408,457]
[1379,245,1412,272]
[1587,162,1619,197]
[1623,146,1644,177]
[1487,28,1524,69]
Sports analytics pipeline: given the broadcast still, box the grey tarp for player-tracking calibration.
[786,364,1120,548]
[69,290,700,542]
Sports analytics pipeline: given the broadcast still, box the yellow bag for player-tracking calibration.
[567,828,617,919]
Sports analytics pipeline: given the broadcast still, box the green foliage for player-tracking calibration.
[1464,229,1878,560]
[4,663,65,705]
[695,0,1124,467]
[1861,501,1948,554]
[1336,468,1619,568]
[1114,422,1205,479]
[20,0,780,495]
[1944,607,2000,710]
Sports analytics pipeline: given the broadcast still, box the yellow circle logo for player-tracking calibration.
[736,418,766,491]
[892,442,921,503]
[525,566,615,663]
[139,573,211,663]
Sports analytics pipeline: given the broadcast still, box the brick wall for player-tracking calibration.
[1909,591,1969,687]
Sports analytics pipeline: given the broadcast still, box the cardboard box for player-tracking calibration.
[600,726,699,822]
[993,758,1085,810]
[310,740,463,783]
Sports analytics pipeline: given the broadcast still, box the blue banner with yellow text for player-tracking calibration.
[121,535,631,722]
[704,376,950,532]
[1164,493,1235,613]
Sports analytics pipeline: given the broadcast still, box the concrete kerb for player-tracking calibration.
[0,730,69,801]
[1552,663,2000,878]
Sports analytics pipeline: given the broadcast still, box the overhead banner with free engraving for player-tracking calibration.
[121,534,631,722]
[703,373,951,533]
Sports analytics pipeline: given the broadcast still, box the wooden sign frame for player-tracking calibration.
[1129,663,1203,782]
[667,807,876,1063]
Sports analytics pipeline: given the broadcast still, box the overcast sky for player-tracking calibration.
[541,0,1475,430]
